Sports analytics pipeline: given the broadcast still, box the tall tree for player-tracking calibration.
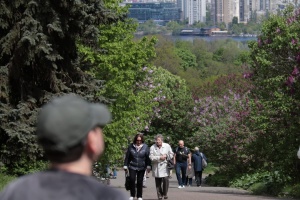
[0,0,121,174]
[248,6,300,182]
[79,16,157,163]
[144,67,195,146]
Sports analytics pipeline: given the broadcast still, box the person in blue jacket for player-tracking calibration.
[191,147,207,187]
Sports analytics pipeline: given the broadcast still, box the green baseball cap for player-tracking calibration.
[37,94,111,153]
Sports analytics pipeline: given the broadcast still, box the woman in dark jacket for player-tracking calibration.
[124,133,151,200]
[191,147,207,187]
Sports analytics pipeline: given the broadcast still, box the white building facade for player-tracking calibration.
[185,0,206,24]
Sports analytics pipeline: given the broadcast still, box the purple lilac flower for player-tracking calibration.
[258,38,262,47]
[296,53,300,63]
[287,17,294,24]
[243,72,253,79]
[264,38,271,44]
[292,67,299,76]
[286,76,294,87]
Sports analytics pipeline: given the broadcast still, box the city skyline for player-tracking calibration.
[124,0,299,25]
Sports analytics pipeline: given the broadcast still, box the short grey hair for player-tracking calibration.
[194,147,199,151]
[154,134,164,141]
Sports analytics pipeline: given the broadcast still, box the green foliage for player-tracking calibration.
[192,74,253,98]
[166,21,184,35]
[232,16,238,25]
[79,17,157,164]
[230,171,290,196]
[138,20,160,35]
[217,22,227,30]
[0,158,47,176]
[202,163,219,175]
[247,7,300,182]
[188,90,255,175]
[143,67,195,145]
[152,36,247,90]
[205,172,231,187]
[0,173,16,191]
[150,35,182,74]
[282,184,300,198]
[248,183,268,195]
[0,0,121,175]
[175,48,197,70]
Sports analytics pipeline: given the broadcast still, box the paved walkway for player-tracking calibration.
[110,172,294,200]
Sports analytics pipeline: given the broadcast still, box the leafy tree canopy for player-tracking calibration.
[79,16,157,163]
[0,0,122,175]
[247,6,300,181]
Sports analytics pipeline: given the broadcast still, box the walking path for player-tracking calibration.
[110,172,293,200]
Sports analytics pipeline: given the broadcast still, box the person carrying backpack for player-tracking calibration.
[173,140,191,189]
[192,147,207,187]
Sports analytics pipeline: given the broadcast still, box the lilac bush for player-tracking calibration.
[188,90,255,173]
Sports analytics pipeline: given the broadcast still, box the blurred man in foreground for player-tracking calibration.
[0,94,127,200]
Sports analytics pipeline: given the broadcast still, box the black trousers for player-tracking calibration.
[129,169,145,198]
[195,171,203,186]
[155,177,169,198]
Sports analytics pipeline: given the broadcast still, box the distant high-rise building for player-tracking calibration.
[239,0,251,23]
[185,0,206,24]
[211,0,238,25]
[213,0,224,24]
[127,2,180,22]
[223,0,239,24]
[177,0,185,21]
[259,0,270,10]
[206,0,298,27]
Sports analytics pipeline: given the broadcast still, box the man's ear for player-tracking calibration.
[85,130,98,156]
[85,127,104,160]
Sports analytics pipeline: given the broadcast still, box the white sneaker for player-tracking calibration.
[178,186,183,189]
[182,185,185,188]
[138,198,143,200]
[129,197,133,200]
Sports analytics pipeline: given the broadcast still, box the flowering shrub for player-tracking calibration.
[188,90,254,173]
[247,6,300,182]
[136,66,195,144]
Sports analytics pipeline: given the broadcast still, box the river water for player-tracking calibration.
[167,35,257,49]
[135,34,257,48]
[170,35,257,43]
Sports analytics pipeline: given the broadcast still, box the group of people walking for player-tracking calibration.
[124,133,207,200]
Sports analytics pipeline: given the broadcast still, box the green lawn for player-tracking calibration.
[203,164,219,175]
[0,173,16,191]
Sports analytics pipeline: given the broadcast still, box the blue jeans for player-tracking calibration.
[175,162,187,186]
